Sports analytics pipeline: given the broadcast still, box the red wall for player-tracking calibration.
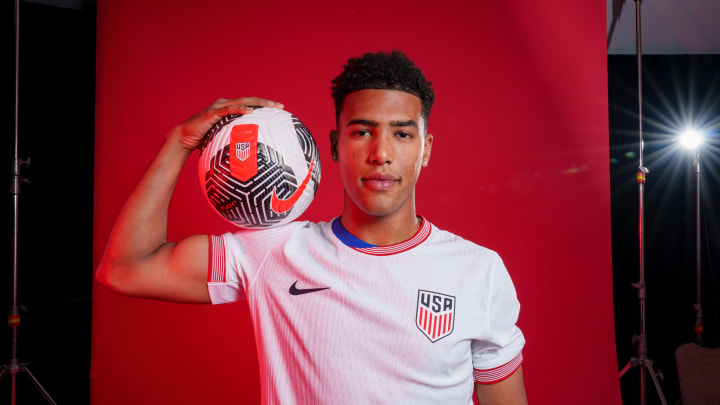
[93,1,619,403]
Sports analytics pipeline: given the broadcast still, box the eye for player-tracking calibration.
[395,131,413,140]
[352,129,371,137]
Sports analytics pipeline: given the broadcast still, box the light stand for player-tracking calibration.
[617,1,668,404]
[683,136,703,343]
[678,129,704,343]
[0,1,57,403]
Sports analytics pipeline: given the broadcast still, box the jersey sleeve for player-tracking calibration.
[471,252,525,384]
[206,224,299,305]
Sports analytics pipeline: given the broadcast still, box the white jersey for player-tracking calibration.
[208,218,524,404]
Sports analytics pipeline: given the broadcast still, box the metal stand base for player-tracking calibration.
[619,355,668,405]
[0,359,57,404]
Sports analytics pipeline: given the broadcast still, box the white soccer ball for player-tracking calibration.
[198,108,321,228]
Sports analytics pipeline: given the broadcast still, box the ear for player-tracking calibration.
[329,129,339,161]
[422,133,433,167]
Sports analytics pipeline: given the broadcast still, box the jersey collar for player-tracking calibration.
[331,216,432,256]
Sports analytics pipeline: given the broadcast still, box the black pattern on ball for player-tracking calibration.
[292,115,322,195]
[204,143,298,228]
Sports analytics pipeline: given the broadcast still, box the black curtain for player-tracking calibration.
[610,54,720,405]
[2,2,95,404]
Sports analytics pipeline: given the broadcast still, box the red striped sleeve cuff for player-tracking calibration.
[208,235,226,283]
[473,352,523,384]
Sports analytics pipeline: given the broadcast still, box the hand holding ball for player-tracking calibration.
[198,108,321,228]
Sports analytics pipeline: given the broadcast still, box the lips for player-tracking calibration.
[362,173,399,191]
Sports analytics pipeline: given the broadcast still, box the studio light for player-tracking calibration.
[679,129,703,149]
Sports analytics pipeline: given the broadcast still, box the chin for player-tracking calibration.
[345,189,410,218]
[357,199,403,218]
[361,207,396,217]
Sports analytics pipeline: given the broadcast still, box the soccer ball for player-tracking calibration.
[198,108,321,228]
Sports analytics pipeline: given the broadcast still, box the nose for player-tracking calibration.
[368,132,393,165]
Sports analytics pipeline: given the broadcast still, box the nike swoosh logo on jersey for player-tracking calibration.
[271,157,316,214]
[289,280,330,296]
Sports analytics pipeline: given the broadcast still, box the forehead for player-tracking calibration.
[340,89,423,125]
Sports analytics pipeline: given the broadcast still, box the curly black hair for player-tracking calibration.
[331,50,434,124]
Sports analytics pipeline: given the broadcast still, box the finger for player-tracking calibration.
[201,98,285,127]
[211,104,259,119]
[224,97,284,109]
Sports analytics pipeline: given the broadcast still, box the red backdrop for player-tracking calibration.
[93,1,619,403]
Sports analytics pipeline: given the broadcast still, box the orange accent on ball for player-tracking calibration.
[271,157,315,214]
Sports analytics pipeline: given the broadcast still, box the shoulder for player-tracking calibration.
[427,222,502,263]
[424,222,518,299]
[222,220,331,246]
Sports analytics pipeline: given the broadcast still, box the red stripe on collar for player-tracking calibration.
[352,217,432,256]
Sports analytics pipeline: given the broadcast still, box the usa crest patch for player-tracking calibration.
[236,142,251,161]
[416,290,456,342]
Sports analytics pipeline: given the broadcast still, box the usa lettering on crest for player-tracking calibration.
[236,142,251,161]
[416,290,456,343]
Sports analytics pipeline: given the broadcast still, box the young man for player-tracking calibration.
[97,51,527,404]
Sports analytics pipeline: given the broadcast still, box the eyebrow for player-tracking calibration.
[347,119,418,128]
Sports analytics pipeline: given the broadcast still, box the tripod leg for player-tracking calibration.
[645,361,668,405]
[20,366,57,405]
[13,373,17,405]
[619,360,633,378]
[0,365,7,381]
[641,364,646,405]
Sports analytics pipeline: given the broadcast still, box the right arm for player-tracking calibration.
[95,97,283,304]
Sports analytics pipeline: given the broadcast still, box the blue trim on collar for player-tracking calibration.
[331,217,377,248]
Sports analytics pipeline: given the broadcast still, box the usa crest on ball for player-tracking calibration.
[198,108,321,229]
[236,142,251,161]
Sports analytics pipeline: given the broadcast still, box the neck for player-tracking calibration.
[341,199,420,246]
